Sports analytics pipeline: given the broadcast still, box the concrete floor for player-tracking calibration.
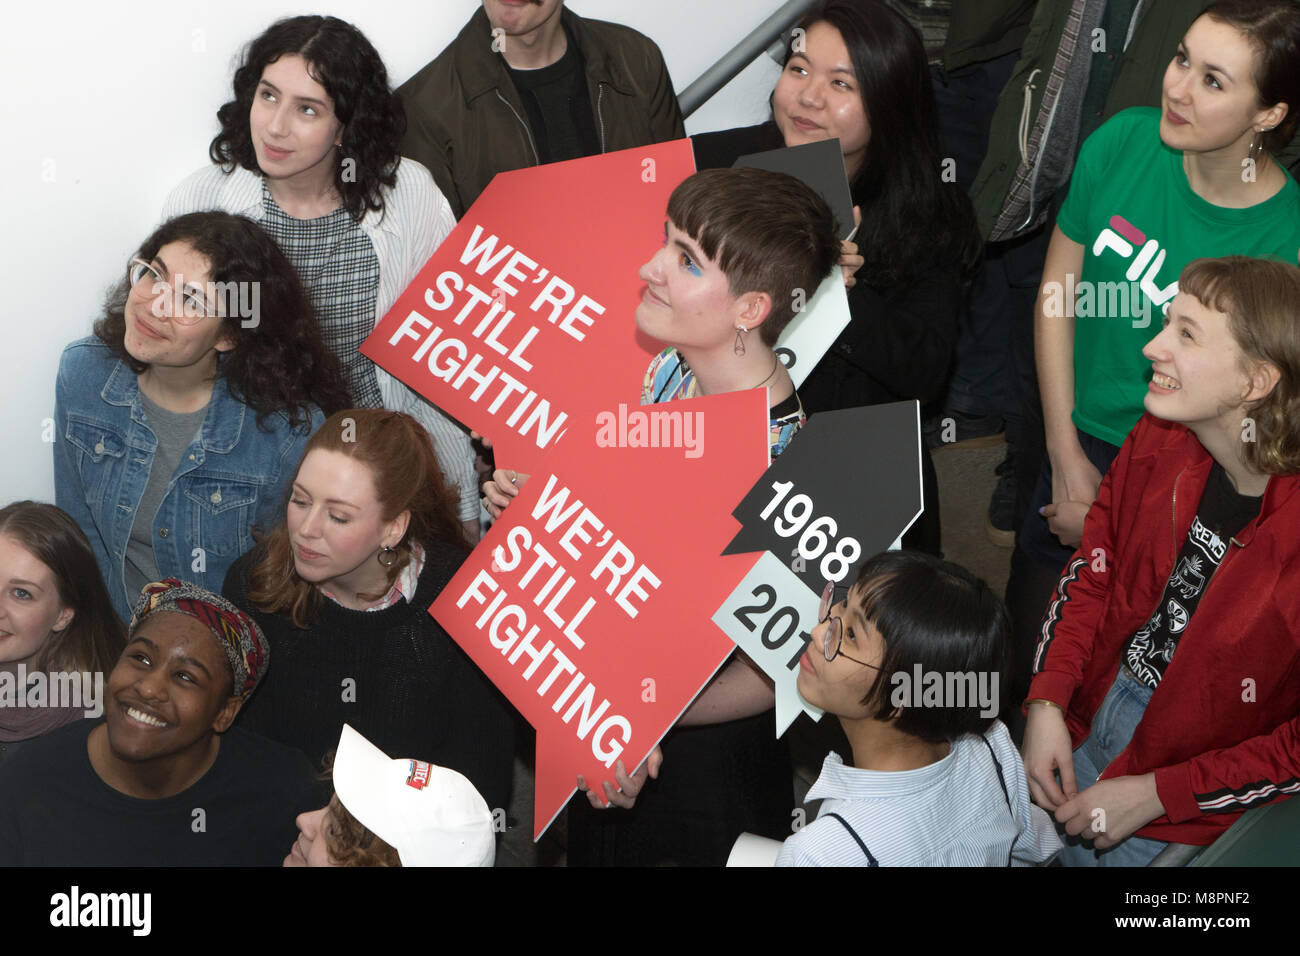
[495,436,1014,866]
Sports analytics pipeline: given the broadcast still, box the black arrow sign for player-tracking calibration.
[722,402,923,592]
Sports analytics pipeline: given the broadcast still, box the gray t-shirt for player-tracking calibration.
[123,391,208,600]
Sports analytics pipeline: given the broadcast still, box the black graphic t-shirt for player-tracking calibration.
[1124,463,1263,688]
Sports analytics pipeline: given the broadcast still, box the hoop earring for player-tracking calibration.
[1249,127,1271,162]
[734,325,748,356]
[377,546,397,568]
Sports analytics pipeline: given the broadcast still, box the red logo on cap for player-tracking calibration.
[406,759,433,790]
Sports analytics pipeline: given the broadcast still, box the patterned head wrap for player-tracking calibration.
[129,579,268,700]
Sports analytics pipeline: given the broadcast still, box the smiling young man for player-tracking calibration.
[0,579,315,866]
[397,0,684,218]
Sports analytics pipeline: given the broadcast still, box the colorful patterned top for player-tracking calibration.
[641,347,804,462]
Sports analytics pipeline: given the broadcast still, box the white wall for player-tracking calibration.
[0,0,787,501]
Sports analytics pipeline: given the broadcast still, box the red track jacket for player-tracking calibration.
[1029,414,1300,845]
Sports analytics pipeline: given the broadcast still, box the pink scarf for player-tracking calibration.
[0,662,89,742]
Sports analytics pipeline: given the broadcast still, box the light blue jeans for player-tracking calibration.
[1057,667,1169,867]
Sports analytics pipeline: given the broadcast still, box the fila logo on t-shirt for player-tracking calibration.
[406,759,433,790]
[1093,214,1180,318]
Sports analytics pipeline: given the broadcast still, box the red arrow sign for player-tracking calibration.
[361,139,697,474]
[431,390,769,838]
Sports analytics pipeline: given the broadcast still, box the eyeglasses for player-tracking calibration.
[128,258,216,325]
[819,579,878,669]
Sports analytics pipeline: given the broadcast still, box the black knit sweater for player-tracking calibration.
[222,543,516,814]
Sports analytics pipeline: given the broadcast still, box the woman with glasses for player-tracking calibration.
[778,550,1060,866]
[162,15,480,540]
[54,211,351,623]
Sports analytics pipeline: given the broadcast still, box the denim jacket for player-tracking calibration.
[54,337,321,622]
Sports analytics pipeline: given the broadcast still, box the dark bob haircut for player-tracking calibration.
[666,167,840,346]
[786,0,980,287]
[850,550,1010,743]
[94,211,352,429]
[209,15,405,221]
[1203,0,1300,152]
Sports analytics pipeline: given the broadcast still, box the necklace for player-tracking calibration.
[747,354,780,391]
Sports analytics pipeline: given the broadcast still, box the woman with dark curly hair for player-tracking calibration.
[162,15,480,539]
[54,211,350,623]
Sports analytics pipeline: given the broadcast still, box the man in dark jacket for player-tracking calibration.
[397,1,685,219]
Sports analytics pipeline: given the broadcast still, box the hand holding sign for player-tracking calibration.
[839,206,863,289]
[483,467,527,519]
[577,746,662,809]
[433,389,770,838]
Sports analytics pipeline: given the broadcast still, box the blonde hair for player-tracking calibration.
[1179,256,1300,474]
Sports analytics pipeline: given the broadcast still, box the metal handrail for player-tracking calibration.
[678,0,822,118]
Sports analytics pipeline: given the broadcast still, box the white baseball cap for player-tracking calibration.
[333,724,495,867]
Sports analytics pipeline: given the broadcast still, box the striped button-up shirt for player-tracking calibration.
[777,721,1062,866]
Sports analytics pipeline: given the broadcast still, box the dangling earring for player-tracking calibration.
[377,545,397,568]
[1248,127,1271,162]
[734,325,748,356]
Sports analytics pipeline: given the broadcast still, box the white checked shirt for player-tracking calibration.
[776,721,1062,867]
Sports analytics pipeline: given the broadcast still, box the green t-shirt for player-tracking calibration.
[1057,107,1300,446]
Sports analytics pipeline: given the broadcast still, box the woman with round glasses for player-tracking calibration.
[162,15,480,539]
[54,211,351,623]
[777,550,1060,866]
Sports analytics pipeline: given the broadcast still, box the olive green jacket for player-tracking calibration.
[397,6,685,219]
[943,0,1037,73]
